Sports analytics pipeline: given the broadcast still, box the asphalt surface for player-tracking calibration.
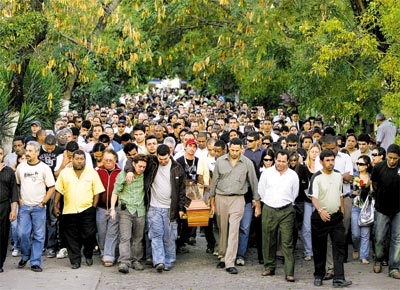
[1,233,399,290]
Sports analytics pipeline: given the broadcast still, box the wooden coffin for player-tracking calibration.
[185,200,211,227]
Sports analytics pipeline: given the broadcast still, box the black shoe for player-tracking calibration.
[17,259,29,269]
[332,279,352,288]
[323,272,334,280]
[31,265,43,272]
[226,267,238,274]
[206,247,214,254]
[85,258,93,266]
[314,278,323,286]
[216,261,225,269]
[0,268,3,273]
[71,263,80,269]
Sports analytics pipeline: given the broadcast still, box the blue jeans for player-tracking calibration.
[237,202,252,259]
[375,210,400,274]
[96,207,120,262]
[351,206,371,260]
[301,202,313,257]
[147,207,177,267]
[18,205,46,266]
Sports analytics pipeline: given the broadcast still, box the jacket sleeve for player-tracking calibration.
[178,166,186,212]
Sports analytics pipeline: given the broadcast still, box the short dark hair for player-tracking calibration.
[65,141,79,152]
[81,120,92,130]
[44,134,57,145]
[387,144,400,156]
[92,142,106,153]
[320,149,335,161]
[229,137,243,147]
[320,135,337,146]
[358,133,370,143]
[157,144,170,156]
[286,133,299,144]
[133,123,146,133]
[247,131,259,140]
[145,134,157,143]
[123,142,138,154]
[98,134,110,144]
[132,154,148,164]
[121,133,131,142]
[73,149,86,159]
[275,149,289,160]
[214,140,226,151]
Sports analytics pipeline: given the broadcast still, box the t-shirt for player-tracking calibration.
[15,161,55,206]
[150,160,172,208]
[309,170,343,214]
[371,161,400,216]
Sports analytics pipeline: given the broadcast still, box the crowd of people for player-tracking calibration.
[0,91,399,288]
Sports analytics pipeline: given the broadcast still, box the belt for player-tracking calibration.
[267,203,292,210]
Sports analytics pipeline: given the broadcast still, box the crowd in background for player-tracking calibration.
[0,90,399,286]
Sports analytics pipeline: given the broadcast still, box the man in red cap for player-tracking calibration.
[176,138,200,252]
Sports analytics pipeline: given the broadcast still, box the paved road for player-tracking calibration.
[1,235,399,290]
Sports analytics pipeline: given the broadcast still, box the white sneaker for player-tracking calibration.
[12,249,21,257]
[56,248,68,259]
[236,258,245,266]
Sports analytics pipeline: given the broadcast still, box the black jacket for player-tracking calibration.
[126,155,186,221]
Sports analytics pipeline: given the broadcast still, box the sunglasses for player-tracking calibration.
[247,139,255,143]
[262,142,270,145]
[371,153,379,157]
[264,158,273,161]
[287,144,297,147]
[356,162,367,166]
[289,159,298,162]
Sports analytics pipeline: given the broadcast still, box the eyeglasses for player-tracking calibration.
[264,158,273,162]
[247,139,255,143]
[287,144,297,148]
[356,162,367,166]
[289,159,298,162]
[371,153,379,157]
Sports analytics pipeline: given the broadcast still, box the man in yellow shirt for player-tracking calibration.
[53,149,105,269]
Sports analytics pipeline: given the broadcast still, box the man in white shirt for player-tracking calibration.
[259,149,299,282]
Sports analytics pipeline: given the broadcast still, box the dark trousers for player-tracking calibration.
[204,217,216,249]
[0,202,11,268]
[311,210,346,280]
[63,206,97,265]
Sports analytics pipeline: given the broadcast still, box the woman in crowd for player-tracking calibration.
[371,146,386,166]
[302,143,321,261]
[351,155,373,264]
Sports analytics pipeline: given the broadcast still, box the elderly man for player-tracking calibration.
[54,150,105,269]
[210,138,261,275]
[375,113,397,151]
[95,149,121,266]
[15,141,56,272]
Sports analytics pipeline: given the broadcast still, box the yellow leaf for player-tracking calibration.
[158,56,162,66]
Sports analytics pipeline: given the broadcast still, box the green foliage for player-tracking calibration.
[0,68,16,142]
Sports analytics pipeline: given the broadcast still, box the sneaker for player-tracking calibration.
[156,263,164,273]
[12,249,21,257]
[236,258,245,266]
[56,248,68,259]
[118,263,129,274]
[132,261,144,271]
[46,249,56,258]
